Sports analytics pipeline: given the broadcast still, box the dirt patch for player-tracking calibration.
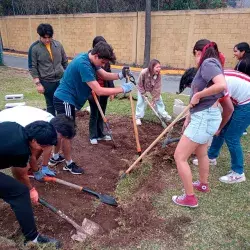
[0,114,187,249]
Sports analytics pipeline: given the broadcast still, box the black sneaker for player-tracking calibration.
[49,155,65,166]
[63,162,84,175]
[25,234,61,249]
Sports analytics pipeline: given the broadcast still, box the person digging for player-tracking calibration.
[0,106,76,190]
[0,121,61,248]
[53,41,134,174]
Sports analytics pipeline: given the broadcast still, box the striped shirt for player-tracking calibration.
[222,70,250,105]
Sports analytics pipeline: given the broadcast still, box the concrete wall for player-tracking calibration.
[1,8,250,68]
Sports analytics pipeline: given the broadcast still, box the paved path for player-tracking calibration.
[3,54,190,95]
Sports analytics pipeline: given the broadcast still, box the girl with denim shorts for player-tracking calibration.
[172,39,227,208]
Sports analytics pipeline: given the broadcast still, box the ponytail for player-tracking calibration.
[198,42,221,67]
[193,39,224,68]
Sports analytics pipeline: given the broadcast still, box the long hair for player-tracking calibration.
[193,39,222,68]
[234,42,250,75]
[148,59,160,76]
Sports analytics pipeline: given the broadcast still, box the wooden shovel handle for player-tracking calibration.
[129,92,142,154]
[43,176,83,191]
[124,104,191,175]
[92,91,107,123]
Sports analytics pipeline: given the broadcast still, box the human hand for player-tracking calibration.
[33,169,45,181]
[121,82,134,93]
[190,93,200,107]
[30,187,39,204]
[41,166,56,177]
[109,95,115,101]
[36,84,45,94]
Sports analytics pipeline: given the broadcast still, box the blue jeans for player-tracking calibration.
[135,91,169,119]
[208,102,250,174]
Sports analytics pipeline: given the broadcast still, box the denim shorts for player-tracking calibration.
[184,107,222,144]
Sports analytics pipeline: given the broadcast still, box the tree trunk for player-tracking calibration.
[0,32,4,66]
[143,0,151,68]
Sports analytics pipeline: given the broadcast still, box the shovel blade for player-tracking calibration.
[99,194,118,206]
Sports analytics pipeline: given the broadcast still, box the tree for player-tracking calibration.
[143,0,151,68]
[0,32,4,66]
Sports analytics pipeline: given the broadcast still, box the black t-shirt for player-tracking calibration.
[0,122,31,169]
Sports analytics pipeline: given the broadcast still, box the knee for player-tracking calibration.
[174,150,187,165]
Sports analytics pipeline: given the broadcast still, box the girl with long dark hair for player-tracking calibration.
[172,39,226,208]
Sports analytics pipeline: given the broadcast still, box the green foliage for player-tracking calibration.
[163,0,227,10]
[0,0,229,16]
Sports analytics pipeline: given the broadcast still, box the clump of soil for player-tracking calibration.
[0,114,188,249]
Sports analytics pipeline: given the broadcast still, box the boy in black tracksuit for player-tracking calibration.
[0,121,60,248]
[88,36,114,144]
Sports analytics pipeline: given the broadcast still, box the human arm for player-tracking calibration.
[87,80,133,96]
[137,70,146,95]
[97,66,129,81]
[28,46,45,93]
[191,59,226,106]
[191,74,227,105]
[215,96,234,135]
[11,166,39,204]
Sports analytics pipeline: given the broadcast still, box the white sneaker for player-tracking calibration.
[163,114,172,122]
[243,131,247,135]
[136,118,142,126]
[90,138,98,144]
[219,171,246,184]
[97,135,112,141]
[192,158,217,166]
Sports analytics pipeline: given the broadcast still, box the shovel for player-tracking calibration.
[39,198,102,242]
[92,91,116,148]
[43,176,118,207]
[120,104,191,179]
[126,71,142,158]
[143,96,167,128]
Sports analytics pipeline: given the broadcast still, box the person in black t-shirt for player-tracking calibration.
[0,121,61,248]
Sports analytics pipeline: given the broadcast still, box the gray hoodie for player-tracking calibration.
[28,40,68,82]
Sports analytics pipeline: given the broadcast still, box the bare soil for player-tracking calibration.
[0,113,188,249]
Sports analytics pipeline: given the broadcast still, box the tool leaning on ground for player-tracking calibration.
[161,116,187,147]
[92,90,116,148]
[39,198,102,242]
[125,70,142,158]
[43,176,118,206]
[143,95,167,128]
[120,104,191,179]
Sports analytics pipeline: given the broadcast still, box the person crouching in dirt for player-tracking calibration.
[0,106,76,198]
[88,36,115,145]
[172,39,227,208]
[53,41,134,174]
[0,121,61,248]
[180,68,250,185]
[135,59,172,126]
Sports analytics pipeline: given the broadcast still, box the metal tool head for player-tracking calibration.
[99,194,118,206]
[162,137,180,148]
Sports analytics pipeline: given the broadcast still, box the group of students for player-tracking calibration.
[172,40,250,208]
[1,23,250,248]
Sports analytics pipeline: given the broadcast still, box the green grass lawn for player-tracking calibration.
[0,66,250,250]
